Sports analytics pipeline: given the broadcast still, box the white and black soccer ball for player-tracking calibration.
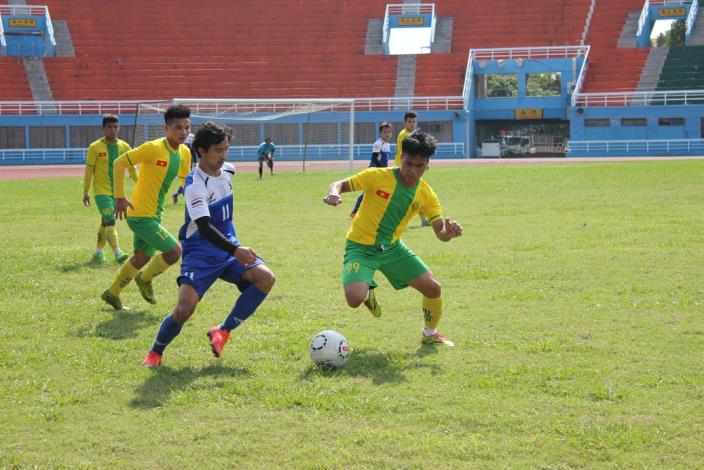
[309,330,350,369]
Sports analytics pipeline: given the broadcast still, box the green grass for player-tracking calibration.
[1,161,703,468]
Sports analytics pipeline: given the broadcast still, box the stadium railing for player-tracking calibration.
[568,138,704,155]
[0,4,56,47]
[0,100,152,115]
[573,89,704,107]
[580,0,596,46]
[465,46,590,109]
[0,12,5,49]
[0,143,466,165]
[383,3,436,45]
[637,0,650,37]
[686,0,699,37]
[0,97,465,116]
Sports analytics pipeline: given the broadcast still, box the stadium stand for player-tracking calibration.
[414,0,591,96]
[581,0,649,92]
[656,46,704,90]
[0,57,33,100]
[40,0,397,100]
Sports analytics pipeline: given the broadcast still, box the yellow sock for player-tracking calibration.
[422,295,443,329]
[140,253,171,282]
[105,225,119,252]
[108,260,139,296]
[96,224,107,250]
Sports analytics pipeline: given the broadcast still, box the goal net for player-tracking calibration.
[132,98,355,171]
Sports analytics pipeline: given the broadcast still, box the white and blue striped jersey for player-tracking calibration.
[178,162,238,258]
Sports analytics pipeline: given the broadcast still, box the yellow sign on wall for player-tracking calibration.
[398,17,425,26]
[659,7,686,17]
[9,17,37,27]
[515,108,543,120]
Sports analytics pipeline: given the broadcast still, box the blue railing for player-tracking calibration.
[568,138,704,156]
[0,143,467,165]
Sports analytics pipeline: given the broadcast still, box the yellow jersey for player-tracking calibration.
[346,167,442,246]
[83,138,134,196]
[394,128,412,166]
[114,137,191,218]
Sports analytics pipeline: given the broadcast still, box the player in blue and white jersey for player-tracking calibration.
[143,122,276,367]
[350,122,393,218]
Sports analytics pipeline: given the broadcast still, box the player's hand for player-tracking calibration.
[114,197,133,220]
[444,217,463,238]
[83,194,91,207]
[324,194,342,206]
[234,246,258,266]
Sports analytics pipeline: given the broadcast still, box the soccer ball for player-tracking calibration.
[309,330,350,369]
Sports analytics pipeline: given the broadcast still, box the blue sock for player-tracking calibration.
[352,194,363,214]
[151,314,183,354]
[220,285,268,332]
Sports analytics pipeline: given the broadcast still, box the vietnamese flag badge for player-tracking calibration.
[376,189,391,200]
[156,160,168,167]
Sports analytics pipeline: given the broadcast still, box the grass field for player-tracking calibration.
[1,161,703,468]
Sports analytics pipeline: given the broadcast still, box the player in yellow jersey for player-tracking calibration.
[82,115,136,264]
[393,111,416,167]
[394,111,429,228]
[324,130,463,346]
[100,105,192,311]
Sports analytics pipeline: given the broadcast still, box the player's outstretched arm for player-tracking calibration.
[432,217,464,242]
[323,179,351,206]
[112,155,133,219]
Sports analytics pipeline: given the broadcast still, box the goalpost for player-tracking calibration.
[132,98,356,171]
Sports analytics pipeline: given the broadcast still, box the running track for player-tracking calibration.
[1,157,702,180]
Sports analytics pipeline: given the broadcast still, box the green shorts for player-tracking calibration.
[94,195,116,223]
[127,217,178,257]
[342,239,429,290]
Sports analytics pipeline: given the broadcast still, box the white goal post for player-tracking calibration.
[132,98,356,171]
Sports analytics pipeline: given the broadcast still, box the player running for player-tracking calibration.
[143,122,275,367]
[82,114,136,264]
[324,130,463,346]
[100,105,192,311]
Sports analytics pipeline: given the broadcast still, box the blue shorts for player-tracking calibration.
[178,253,266,299]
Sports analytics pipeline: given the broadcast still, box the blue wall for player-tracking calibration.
[1,15,54,57]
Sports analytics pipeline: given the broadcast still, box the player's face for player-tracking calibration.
[199,139,229,173]
[103,122,119,142]
[164,118,191,148]
[404,117,417,132]
[380,127,393,142]
[398,154,428,187]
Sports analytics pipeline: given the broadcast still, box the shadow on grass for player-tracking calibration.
[58,260,116,273]
[131,364,252,409]
[70,309,158,340]
[299,346,442,385]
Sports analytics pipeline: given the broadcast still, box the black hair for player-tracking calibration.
[164,104,191,124]
[403,111,417,121]
[378,121,392,133]
[401,130,437,159]
[192,122,231,157]
[102,114,119,127]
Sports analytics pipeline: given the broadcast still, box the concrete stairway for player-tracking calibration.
[431,17,453,53]
[688,8,704,46]
[364,19,384,55]
[22,58,54,101]
[52,19,75,57]
[636,47,668,91]
[617,11,640,48]
[395,54,416,99]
